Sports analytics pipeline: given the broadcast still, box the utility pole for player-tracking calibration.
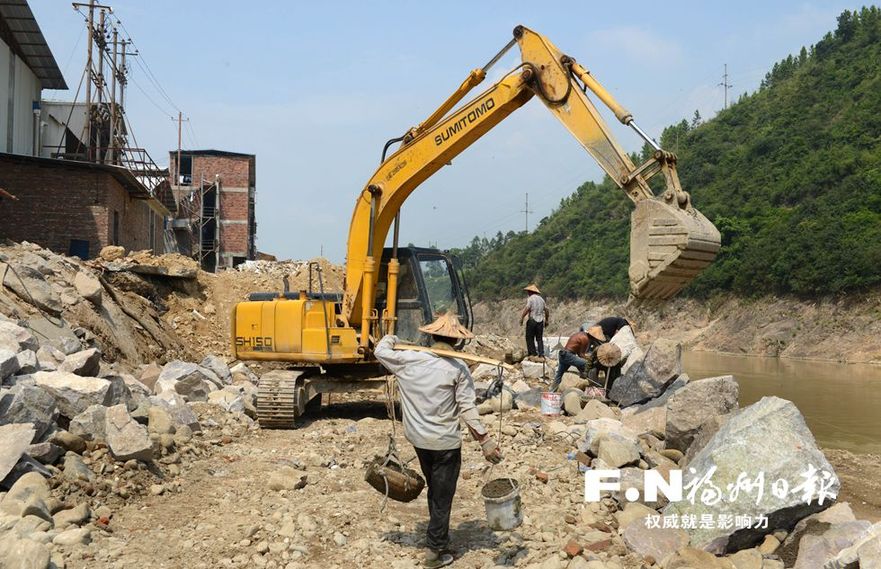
[109,26,117,164]
[718,63,733,110]
[172,112,189,201]
[521,192,534,233]
[84,1,94,161]
[73,1,113,161]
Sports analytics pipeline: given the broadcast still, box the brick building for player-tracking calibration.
[168,149,256,271]
[0,153,172,258]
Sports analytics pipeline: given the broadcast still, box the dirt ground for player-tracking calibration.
[59,398,879,569]
[825,449,881,522]
[63,400,646,569]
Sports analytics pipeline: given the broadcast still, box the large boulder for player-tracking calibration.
[154,361,214,401]
[0,386,58,441]
[792,520,872,569]
[58,348,101,377]
[609,338,682,407]
[622,523,689,562]
[150,392,201,431]
[34,345,65,372]
[665,375,739,452]
[104,405,153,462]
[575,399,618,423]
[520,360,547,380]
[33,371,123,418]
[663,397,840,554]
[0,321,39,353]
[137,362,162,392]
[69,405,108,442]
[577,418,638,456]
[0,533,51,569]
[15,350,38,375]
[621,405,666,438]
[73,271,102,305]
[0,471,50,517]
[0,348,20,380]
[200,355,232,385]
[0,424,36,483]
[2,264,62,315]
[597,434,640,468]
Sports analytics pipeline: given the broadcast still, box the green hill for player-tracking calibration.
[456,7,881,300]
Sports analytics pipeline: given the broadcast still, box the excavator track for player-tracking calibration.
[629,199,721,300]
[256,370,305,429]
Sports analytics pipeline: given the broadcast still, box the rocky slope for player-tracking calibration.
[473,292,881,364]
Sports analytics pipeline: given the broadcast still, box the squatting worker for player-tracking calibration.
[595,315,634,341]
[590,316,634,387]
[520,284,549,358]
[374,313,503,569]
[552,324,606,391]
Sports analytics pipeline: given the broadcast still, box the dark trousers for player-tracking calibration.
[553,349,587,390]
[525,318,545,356]
[415,447,461,552]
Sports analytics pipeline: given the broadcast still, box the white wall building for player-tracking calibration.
[0,0,66,156]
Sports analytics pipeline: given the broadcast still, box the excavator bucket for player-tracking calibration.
[628,198,721,300]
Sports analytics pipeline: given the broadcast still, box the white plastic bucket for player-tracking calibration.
[540,392,562,415]
[482,478,522,530]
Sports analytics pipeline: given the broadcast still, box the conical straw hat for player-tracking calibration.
[418,312,475,340]
[597,343,623,367]
[586,325,606,342]
[523,284,541,294]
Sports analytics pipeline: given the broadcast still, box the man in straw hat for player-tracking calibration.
[375,312,503,568]
[520,284,549,359]
[551,324,606,391]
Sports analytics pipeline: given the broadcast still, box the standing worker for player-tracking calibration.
[374,313,503,569]
[520,284,549,359]
[551,324,606,391]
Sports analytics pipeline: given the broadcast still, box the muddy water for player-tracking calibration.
[683,351,881,454]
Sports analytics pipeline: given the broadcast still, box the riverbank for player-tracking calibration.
[473,291,881,364]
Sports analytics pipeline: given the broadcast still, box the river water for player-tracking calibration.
[683,351,881,454]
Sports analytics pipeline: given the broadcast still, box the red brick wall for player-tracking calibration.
[169,154,252,188]
[0,156,161,259]
[219,223,248,255]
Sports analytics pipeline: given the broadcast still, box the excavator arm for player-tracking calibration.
[343,25,721,346]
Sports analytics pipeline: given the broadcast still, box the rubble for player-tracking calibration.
[0,239,876,568]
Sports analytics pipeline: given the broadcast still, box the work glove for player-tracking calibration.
[481,438,503,464]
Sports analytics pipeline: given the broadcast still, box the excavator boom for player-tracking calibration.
[344,26,721,336]
[232,26,721,417]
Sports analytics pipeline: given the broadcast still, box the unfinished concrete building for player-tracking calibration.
[168,150,256,271]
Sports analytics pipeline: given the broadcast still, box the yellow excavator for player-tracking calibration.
[233,25,721,427]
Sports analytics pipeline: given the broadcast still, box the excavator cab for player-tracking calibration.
[376,247,473,345]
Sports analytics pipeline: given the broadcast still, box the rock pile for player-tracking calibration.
[462,331,879,569]
[0,313,261,569]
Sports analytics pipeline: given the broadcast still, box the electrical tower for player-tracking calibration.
[718,63,733,110]
[522,192,534,233]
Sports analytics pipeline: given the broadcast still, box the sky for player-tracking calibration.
[31,0,863,263]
